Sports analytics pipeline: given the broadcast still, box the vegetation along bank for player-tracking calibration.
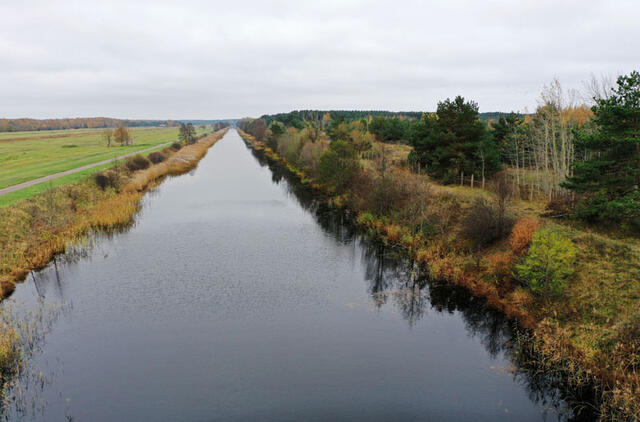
[237,71,640,420]
[0,127,228,395]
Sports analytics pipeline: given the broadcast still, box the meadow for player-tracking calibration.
[0,126,209,206]
[0,127,182,190]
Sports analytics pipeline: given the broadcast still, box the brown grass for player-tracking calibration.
[125,132,223,193]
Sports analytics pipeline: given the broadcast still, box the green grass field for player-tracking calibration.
[0,127,181,190]
[0,128,106,140]
[0,126,212,207]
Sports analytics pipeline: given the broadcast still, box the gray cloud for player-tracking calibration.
[1,0,638,119]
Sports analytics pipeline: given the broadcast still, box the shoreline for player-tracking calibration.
[0,128,228,299]
[236,128,638,420]
[0,128,228,400]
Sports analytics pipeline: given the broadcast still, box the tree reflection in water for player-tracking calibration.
[249,144,600,422]
[1,143,602,422]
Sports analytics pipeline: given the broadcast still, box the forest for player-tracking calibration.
[245,73,639,232]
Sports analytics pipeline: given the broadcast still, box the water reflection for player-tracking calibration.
[1,295,71,421]
[247,143,599,422]
[0,135,602,421]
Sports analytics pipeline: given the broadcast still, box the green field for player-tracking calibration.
[0,127,182,190]
[0,128,106,140]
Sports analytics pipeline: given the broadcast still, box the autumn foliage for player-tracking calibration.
[509,217,539,255]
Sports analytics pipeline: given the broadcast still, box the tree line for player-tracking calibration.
[244,70,640,231]
[0,117,187,132]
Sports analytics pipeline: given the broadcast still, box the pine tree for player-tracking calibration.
[563,71,640,223]
[409,96,500,184]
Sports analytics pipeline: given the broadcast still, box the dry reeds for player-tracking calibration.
[0,128,228,297]
[125,130,225,193]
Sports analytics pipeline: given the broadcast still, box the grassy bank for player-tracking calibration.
[238,128,640,419]
[0,128,227,297]
[0,127,191,190]
[0,128,227,394]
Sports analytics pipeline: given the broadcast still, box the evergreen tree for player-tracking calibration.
[563,71,640,223]
[369,116,409,143]
[317,140,360,192]
[490,112,523,162]
[409,96,500,183]
[267,121,285,149]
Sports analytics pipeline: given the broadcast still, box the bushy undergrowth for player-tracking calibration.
[147,151,166,164]
[238,125,640,419]
[461,197,515,251]
[125,154,151,171]
[509,217,539,255]
[94,169,121,191]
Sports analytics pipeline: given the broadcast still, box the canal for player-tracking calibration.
[2,129,580,421]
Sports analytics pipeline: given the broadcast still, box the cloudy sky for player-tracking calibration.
[1,0,638,119]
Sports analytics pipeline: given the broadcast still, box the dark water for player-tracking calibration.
[2,130,589,421]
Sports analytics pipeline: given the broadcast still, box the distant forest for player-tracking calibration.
[0,117,185,132]
[261,110,514,128]
[0,118,237,133]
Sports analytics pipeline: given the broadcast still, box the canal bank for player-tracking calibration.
[2,130,584,421]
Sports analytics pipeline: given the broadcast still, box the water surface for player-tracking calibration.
[3,130,579,421]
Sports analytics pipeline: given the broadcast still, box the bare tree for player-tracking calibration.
[582,73,615,104]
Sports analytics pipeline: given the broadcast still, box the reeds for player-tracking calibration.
[124,131,225,192]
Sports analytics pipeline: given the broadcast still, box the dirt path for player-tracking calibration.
[0,141,174,196]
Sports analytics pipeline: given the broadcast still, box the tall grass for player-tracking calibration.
[124,131,224,192]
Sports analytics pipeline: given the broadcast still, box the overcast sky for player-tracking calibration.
[1,0,638,120]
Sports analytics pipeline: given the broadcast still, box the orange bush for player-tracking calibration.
[509,217,539,255]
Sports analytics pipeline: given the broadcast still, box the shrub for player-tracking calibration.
[94,170,119,190]
[509,217,539,255]
[95,173,110,190]
[486,252,515,285]
[461,197,514,250]
[147,151,166,164]
[170,141,182,150]
[317,140,360,192]
[125,154,151,171]
[427,193,461,235]
[516,228,577,297]
[544,195,576,217]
